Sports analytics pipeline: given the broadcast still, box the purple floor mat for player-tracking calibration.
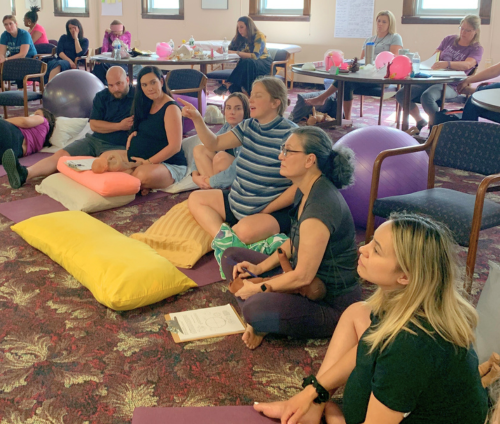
[0,152,52,177]
[0,195,67,223]
[0,190,173,223]
[179,252,222,286]
[132,406,279,423]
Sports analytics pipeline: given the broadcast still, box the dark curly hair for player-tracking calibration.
[24,6,40,24]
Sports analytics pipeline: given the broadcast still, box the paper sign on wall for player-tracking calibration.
[102,0,122,15]
[334,0,374,39]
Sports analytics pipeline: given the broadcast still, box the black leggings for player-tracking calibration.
[0,119,24,158]
[227,57,273,94]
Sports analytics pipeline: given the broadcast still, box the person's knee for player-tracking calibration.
[188,190,204,213]
[395,90,404,104]
[213,151,232,169]
[232,223,256,245]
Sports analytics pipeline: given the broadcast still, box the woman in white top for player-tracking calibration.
[306,11,402,123]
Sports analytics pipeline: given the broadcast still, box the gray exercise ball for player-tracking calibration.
[43,70,105,118]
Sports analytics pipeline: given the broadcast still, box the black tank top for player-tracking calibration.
[127,100,187,166]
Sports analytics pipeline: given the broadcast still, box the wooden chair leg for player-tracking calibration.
[359,95,364,117]
[3,105,8,118]
[465,228,480,294]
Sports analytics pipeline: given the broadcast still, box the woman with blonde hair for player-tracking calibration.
[395,14,483,131]
[305,10,402,125]
[255,213,488,424]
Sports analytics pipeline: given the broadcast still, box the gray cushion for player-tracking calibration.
[0,90,43,106]
[373,187,500,246]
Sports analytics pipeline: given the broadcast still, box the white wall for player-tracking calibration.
[8,0,500,82]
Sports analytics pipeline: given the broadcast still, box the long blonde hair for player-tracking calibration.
[364,213,478,353]
[457,14,481,45]
[376,10,396,35]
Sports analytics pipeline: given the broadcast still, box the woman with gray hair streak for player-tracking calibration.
[221,126,361,349]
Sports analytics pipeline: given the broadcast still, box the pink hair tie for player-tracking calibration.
[110,24,123,32]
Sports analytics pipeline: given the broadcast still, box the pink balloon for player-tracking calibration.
[156,42,173,58]
[388,55,412,79]
[331,51,343,67]
[375,51,394,69]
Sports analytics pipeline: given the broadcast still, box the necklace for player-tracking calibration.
[374,33,390,48]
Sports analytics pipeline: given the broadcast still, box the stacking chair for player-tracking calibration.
[165,69,207,133]
[365,121,500,293]
[0,58,47,118]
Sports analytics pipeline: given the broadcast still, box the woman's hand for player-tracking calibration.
[235,279,262,300]
[71,26,79,40]
[177,98,203,123]
[216,46,223,54]
[130,157,149,166]
[192,172,211,189]
[280,386,319,424]
[233,261,261,280]
[254,397,325,424]
[69,60,77,69]
[456,78,469,94]
[431,61,448,70]
[126,131,137,150]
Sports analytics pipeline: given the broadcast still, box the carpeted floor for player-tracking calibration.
[0,81,497,423]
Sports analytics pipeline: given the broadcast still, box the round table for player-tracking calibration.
[89,53,239,79]
[471,88,500,113]
[292,64,466,131]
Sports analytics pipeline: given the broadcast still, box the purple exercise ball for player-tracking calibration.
[43,70,105,118]
[337,126,429,229]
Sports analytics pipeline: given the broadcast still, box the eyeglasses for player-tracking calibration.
[280,143,306,157]
[459,26,474,34]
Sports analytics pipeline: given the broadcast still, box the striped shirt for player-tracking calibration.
[229,30,269,60]
[229,116,298,220]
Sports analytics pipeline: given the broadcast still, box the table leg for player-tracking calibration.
[402,84,411,131]
[200,63,207,75]
[128,64,133,80]
[336,80,344,125]
[290,53,295,89]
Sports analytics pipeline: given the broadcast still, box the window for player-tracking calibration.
[249,0,311,22]
[402,0,491,24]
[54,0,89,17]
[142,0,184,20]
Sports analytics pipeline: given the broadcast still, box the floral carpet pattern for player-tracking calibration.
[0,86,497,423]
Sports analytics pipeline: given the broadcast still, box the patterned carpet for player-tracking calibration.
[0,82,497,423]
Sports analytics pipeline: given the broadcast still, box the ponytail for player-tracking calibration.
[24,6,40,24]
[290,126,355,189]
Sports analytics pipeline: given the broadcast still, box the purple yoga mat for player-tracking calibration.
[0,190,173,224]
[132,406,279,423]
[0,152,52,177]
[179,253,222,287]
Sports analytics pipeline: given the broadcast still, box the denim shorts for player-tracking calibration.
[163,163,187,183]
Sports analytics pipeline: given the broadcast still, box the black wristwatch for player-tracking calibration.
[260,283,268,292]
[302,375,330,404]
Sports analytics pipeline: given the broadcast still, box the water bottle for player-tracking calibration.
[413,52,421,74]
[168,39,175,50]
[222,37,229,60]
[188,35,195,47]
[365,42,375,65]
[112,39,121,60]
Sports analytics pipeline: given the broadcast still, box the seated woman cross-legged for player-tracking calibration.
[255,213,488,424]
[395,14,483,132]
[191,92,250,189]
[214,16,273,96]
[305,10,402,124]
[222,126,361,350]
[182,76,298,246]
[92,66,186,194]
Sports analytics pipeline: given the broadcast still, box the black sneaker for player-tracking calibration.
[2,149,28,189]
[416,119,428,132]
[214,84,228,96]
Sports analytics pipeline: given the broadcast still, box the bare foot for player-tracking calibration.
[254,401,285,419]
[140,188,151,196]
[242,324,266,349]
[305,96,327,106]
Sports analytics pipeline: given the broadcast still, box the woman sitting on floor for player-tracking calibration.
[91,20,132,85]
[304,10,402,125]
[457,60,500,123]
[191,92,250,189]
[23,6,48,45]
[45,19,89,83]
[1,109,56,181]
[395,14,483,132]
[255,213,488,424]
[181,76,297,245]
[213,16,273,96]
[222,126,360,349]
[92,66,186,194]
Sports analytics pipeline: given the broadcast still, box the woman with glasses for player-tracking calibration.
[221,126,360,349]
[395,15,483,132]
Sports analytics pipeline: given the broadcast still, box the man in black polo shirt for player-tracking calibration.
[2,66,135,189]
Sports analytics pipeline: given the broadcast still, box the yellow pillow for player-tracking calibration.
[11,211,197,311]
[130,200,213,269]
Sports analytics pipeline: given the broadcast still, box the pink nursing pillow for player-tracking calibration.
[57,156,141,197]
